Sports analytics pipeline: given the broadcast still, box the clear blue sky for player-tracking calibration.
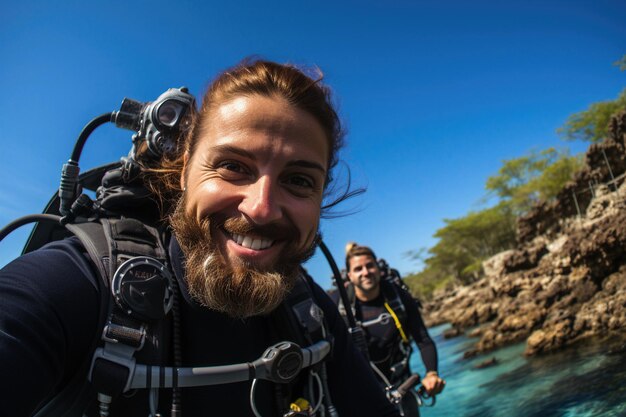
[1,0,624,289]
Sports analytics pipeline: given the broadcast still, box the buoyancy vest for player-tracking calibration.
[337,278,412,385]
[33,216,333,416]
[0,89,339,416]
[27,163,333,417]
[338,279,408,339]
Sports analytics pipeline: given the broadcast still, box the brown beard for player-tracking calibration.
[169,197,317,318]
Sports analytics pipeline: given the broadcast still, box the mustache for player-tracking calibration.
[219,216,298,242]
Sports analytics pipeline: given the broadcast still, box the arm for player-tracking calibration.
[401,290,445,395]
[0,239,101,416]
[308,280,400,417]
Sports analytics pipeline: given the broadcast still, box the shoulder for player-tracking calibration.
[382,279,419,308]
[0,237,102,330]
[0,238,103,415]
[2,237,101,292]
[0,238,103,344]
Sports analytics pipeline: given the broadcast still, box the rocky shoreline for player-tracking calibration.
[422,111,626,357]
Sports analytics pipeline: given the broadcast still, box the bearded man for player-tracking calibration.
[0,60,400,417]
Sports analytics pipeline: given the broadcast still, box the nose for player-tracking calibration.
[238,175,283,225]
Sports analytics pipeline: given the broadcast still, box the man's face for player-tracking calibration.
[347,254,381,296]
[172,94,329,317]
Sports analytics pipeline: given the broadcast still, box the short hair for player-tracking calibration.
[144,58,347,216]
[345,244,377,271]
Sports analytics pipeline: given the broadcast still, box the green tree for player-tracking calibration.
[404,267,454,301]
[404,202,517,298]
[485,148,582,215]
[557,89,626,142]
[406,150,581,298]
[528,154,583,201]
[427,203,517,283]
[405,58,622,298]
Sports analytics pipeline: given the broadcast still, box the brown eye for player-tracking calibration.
[282,173,319,198]
[286,175,314,188]
[213,160,252,182]
[218,161,245,173]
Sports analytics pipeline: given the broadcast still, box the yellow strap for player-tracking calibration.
[384,302,409,343]
[290,398,310,412]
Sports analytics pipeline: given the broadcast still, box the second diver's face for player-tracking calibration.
[347,254,381,300]
[172,94,329,318]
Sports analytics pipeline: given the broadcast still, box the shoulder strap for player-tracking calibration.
[381,280,409,344]
[272,271,329,348]
[87,218,172,397]
[268,271,334,415]
[32,222,112,417]
[35,218,174,416]
[336,283,356,326]
[65,221,111,289]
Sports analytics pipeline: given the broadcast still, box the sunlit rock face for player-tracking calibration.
[423,111,626,357]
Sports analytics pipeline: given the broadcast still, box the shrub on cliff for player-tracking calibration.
[558,89,626,143]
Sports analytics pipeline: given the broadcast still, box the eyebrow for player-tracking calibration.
[211,144,257,160]
[286,160,326,174]
[212,144,327,174]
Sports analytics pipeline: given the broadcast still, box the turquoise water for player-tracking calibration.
[411,324,626,417]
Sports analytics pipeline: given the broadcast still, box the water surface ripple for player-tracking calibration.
[411,324,626,417]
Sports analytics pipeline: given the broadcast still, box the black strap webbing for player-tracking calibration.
[381,280,408,332]
[65,222,110,287]
[32,223,113,417]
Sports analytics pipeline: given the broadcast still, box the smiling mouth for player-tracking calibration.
[231,233,274,250]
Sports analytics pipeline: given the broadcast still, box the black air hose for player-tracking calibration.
[317,240,369,358]
[0,214,62,242]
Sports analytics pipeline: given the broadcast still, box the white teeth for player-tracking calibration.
[231,233,273,250]
[233,233,245,245]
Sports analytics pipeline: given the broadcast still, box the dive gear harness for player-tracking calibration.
[0,86,342,416]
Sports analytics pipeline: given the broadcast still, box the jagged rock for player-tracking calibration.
[474,357,498,369]
[536,275,569,308]
[525,319,575,355]
[475,325,529,352]
[499,306,546,332]
[451,306,480,328]
[467,327,482,338]
[546,235,568,254]
[517,111,626,243]
[572,269,626,337]
[463,349,479,359]
[443,327,464,339]
[422,111,626,358]
[586,192,611,219]
[483,250,515,278]
[503,244,548,273]
[450,299,498,329]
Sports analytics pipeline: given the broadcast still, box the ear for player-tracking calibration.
[180,151,190,190]
[346,269,354,282]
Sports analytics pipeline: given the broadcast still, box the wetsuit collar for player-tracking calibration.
[168,235,207,311]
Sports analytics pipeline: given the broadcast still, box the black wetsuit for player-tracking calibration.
[0,237,400,417]
[333,282,438,417]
